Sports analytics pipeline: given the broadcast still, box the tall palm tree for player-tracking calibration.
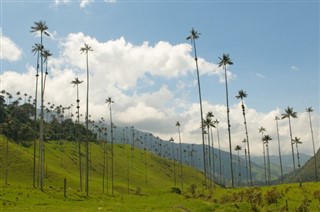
[236,89,252,186]
[292,136,302,187]
[306,107,318,182]
[258,127,267,185]
[186,28,207,187]
[242,139,249,186]
[71,77,83,191]
[213,119,222,184]
[281,106,298,171]
[207,112,216,181]
[275,116,284,184]
[106,97,114,196]
[218,53,234,188]
[203,113,215,186]
[176,121,183,191]
[42,49,52,95]
[30,20,50,191]
[234,145,242,187]
[262,135,272,185]
[31,43,42,188]
[80,43,93,196]
[169,137,176,186]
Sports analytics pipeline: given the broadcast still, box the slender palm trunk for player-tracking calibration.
[109,105,114,196]
[76,84,83,192]
[39,33,44,191]
[276,119,284,184]
[102,139,106,193]
[192,41,207,187]
[262,140,267,185]
[244,149,249,186]
[216,124,222,184]
[295,143,302,187]
[178,125,183,192]
[223,66,234,188]
[85,52,89,196]
[33,52,39,189]
[308,112,318,182]
[288,117,296,171]
[210,128,215,181]
[241,100,252,186]
[237,151,241,187]
[207,126,212,188]
[266,143,271,185]
[171,141,176,186]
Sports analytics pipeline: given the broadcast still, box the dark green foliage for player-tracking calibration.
[313,190,320,203]
[295,196,311,212]
[0,96,96,143]
[265,187,283,205]
[170,187,181,194]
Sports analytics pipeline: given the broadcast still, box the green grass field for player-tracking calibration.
[0,137,319,211]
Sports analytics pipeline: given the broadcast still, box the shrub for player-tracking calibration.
[170,187,181,195]
[265,187,282,205]
[313,190,320,203]
[295,196,311,212]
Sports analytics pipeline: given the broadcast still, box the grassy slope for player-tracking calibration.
[0,136,319,211]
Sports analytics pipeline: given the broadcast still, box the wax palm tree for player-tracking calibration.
[30,20,50,191]
[292,136,302,186]
[275,116,284,184]
[31,43,42,188]
[218,53,234,188]
[169,137,176,186]
[176,121,183,191]
[213,119,222,184]
[281,106,298,171]
[236,89,252,186]
[242,139,249,186]
[306,107,318,182]
[207,112,216,180]
[202,114,214,187]
[80,43,93,196]
[262,135,272,185]
[258,127,267,185]
[234,145,242,187]
[71,77,83,191]
[42,49,52,95]
[186,28,207,187]
[106,97,114,195]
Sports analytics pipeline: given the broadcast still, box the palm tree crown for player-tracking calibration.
[30,21,49,36]
[186,28,201,43]
[80,43,93,54]
[218,54,233,68]
[262,135,272,143]
[281,106,297,119]
[236,90,247,100]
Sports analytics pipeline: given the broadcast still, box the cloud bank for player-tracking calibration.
[1,32,318,157]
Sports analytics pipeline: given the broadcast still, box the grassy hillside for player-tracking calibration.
[1,136,320,211]
[299,148,320,182]
[0,135,206,195]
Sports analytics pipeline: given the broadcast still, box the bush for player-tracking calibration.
[170,187,181,195]
[265,187,282,205]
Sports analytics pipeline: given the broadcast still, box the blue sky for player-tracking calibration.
[0,0,319,155]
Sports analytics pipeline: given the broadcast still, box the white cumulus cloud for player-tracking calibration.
[0,33,23,61]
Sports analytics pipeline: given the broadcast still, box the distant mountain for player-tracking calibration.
[284,148,320,183]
